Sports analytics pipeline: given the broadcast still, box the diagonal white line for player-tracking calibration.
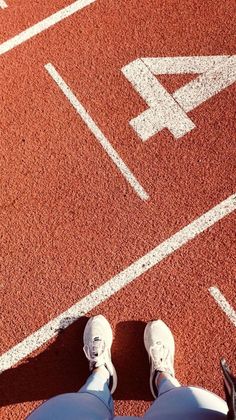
[45,63,149,201]
[209,286,236,328]
[0,0,7,9]
[0,0,95,55]
[0,194,235,373]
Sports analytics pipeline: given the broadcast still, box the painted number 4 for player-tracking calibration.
[122,55,236,141]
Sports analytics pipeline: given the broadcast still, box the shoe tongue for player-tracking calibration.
[92,337,103,357]
[152,342,167,364]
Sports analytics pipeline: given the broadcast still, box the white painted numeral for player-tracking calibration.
[122,55,236,141]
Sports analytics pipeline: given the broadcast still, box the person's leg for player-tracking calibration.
[144,385,227,419]
[27,368,113,420]
[155,371,181,395]
[27,389,112,420]
[27,315,117,420]
[77,366,114,415]
[143,320,227,419]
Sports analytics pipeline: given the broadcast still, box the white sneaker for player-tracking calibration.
[144,320,175,398]
[83,315,117,394]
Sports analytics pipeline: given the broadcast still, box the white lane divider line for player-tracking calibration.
[209,286,236,328]
[45,63,149,201]
[0,194,235,373]
[0,0,7,9]
[0,0,95,55]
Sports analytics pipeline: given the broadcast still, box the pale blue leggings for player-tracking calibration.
[28,371,228,419]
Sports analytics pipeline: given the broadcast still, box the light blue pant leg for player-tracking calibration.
[144,375,228,420]
[79,370,114,416]
[27,371,114,420]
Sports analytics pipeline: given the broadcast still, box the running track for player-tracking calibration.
[0,0,236,418]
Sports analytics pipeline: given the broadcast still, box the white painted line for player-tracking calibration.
[0,0,7,9]
[0,0,95,55]
[45,63,149,201]
[209,286,236,328]
[0,193,235,373]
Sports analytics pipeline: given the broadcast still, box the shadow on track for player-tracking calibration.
[0,318,151,407]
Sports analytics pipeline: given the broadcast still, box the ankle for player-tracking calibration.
[93,365,110,381]
[155,371,173,388]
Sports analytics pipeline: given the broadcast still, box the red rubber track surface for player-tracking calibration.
[0,0,236,418]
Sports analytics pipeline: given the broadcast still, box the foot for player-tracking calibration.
[144,320,175,398]
[83,315,117,394]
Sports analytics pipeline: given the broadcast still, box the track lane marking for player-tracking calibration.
[142,56,229,74]
[122,55,236,141]
[209,287,236,328]
[0,193,235,373]
[0,0,7,9]
[173,55,236,113]
[122,58,195,140]
[0,0,95,55]
[45,62,149,201]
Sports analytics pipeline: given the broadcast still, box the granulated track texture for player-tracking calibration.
[0,0,235,418]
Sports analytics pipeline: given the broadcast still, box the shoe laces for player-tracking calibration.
[83,337,106,368]
[150,341,172,375]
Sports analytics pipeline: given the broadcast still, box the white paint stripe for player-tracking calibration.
[0,0,95,55]
[45,63,149,201]
[0,0,7,9]
[209,286,236,328]
[0,194,235,373]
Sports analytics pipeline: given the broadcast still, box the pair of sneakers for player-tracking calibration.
[83,315,175,398]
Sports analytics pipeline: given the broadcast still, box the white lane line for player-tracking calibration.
[0,0,7,9]
[0,194,235,373]
[0,0,95,55]
[45,63,149,201]
[209,286,236,328]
